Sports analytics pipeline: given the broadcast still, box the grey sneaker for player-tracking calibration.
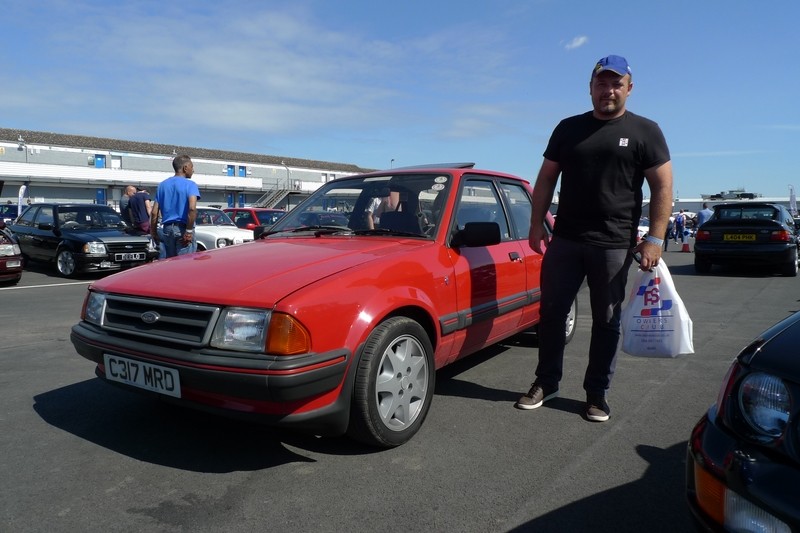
[515,383,558,410]
[585,395,610,422]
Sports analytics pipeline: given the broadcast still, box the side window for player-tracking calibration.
[35,206,55,226]
[16,206,38,227]
[455,179,510,240]
[498,182,533,240]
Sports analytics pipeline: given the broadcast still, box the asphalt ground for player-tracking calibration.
[2,247,798,532]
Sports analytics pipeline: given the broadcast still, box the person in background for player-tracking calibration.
[128,187,152,234]
[664,215,674,251]
[675,209,686,244]
[120,185,136,225]
[696,202,714,228]
[150,155,200,258]
[515,54,673,422]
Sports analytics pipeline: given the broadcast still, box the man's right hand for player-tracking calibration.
[528,224,549,255]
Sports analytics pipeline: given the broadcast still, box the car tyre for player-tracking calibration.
[348,316,435,448]
[56,248,77,277]
[694,257,712,274]
[781,248,798,277]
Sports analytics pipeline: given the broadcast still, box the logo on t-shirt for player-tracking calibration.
[619,138,629,147]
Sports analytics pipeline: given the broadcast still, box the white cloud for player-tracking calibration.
[564,36,589,50]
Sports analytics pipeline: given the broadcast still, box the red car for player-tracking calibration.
[70,164,575,447]
[0,220,23,285]
[223,207,286,231]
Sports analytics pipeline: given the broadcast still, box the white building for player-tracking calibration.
[0,128,370,212]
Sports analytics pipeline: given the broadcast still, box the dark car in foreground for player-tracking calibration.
[687,311,800,532]
[70,163,576,447]
[10,203,158,277]
[694,202,800,276]
[0,220,22,285]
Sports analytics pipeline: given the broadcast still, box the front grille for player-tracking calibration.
[102,295,221,346]
[106,242,149,254]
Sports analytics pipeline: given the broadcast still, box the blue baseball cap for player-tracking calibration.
[592,55,632,78]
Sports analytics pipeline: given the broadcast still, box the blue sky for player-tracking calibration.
[2,1,798,199]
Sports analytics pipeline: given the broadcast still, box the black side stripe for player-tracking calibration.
[439,288,541,336]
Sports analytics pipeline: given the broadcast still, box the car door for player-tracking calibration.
[445,176,528,361]
[10,206,41,260]
[29,205,58,261]
[496,179,546,328]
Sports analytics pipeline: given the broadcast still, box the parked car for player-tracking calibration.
[193,207,254,250]
[9,203,158,277]
[1,203,19,224]
[694,202,800,276]
[686,311,800,532]
[223,207,286,230]
[0,220,22,285]
[70,163,576,447]
[636,217,650,242]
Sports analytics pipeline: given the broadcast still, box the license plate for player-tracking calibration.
[103,354,181,398]
[115,252,145,261]
[723,234,756,241]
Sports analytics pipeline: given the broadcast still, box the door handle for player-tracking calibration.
[509,251,522,262]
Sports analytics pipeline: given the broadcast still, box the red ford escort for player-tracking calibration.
[70,163,574,447]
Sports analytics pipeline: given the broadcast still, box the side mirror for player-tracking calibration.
[38,223,53,231]
[452,221,501,247]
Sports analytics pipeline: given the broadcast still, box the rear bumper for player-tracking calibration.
[693,243,796,266]
[70,322,357,435]
[686,411,800,531]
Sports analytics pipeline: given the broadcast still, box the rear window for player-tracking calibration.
[717,206,777,221]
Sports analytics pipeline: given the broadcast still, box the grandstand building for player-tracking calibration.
[0,127,370,212]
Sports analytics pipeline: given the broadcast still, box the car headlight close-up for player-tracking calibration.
[210,308,269,352]
[738,372,790,439]
[0,242,21,256]
[82,241,107,254]
[83,291,107,325]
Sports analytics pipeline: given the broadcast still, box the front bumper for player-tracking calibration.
[70,321,356,435]
[686,411,799,532]
[0,256,23,282]
[75,251,159,272]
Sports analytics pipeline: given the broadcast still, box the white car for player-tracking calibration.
[194,207,254,250]
[637,217,650,242]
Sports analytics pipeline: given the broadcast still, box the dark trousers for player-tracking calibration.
[534,237,633,396]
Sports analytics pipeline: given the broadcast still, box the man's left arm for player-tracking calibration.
[635,160,673,269]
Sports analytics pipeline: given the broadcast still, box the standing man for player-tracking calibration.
[516,55,673,422]
[696,202,714,228]
[120,185,136,225]
[675,209,686,244]
[128,187,152,234]
[150,155,200,257]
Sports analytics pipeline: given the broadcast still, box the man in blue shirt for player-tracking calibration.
[696,203,714,228]
[150,155,200,257]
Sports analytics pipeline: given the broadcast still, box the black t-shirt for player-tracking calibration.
[544,111,670,248]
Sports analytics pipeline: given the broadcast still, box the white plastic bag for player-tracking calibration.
[621,260,694,357]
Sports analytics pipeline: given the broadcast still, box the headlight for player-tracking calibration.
[216,238,228,248]
[0,243,20,256]
[739,372,790,439]
[210,308,269,352]
[82,241,106,254]
[83,292,107,325]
